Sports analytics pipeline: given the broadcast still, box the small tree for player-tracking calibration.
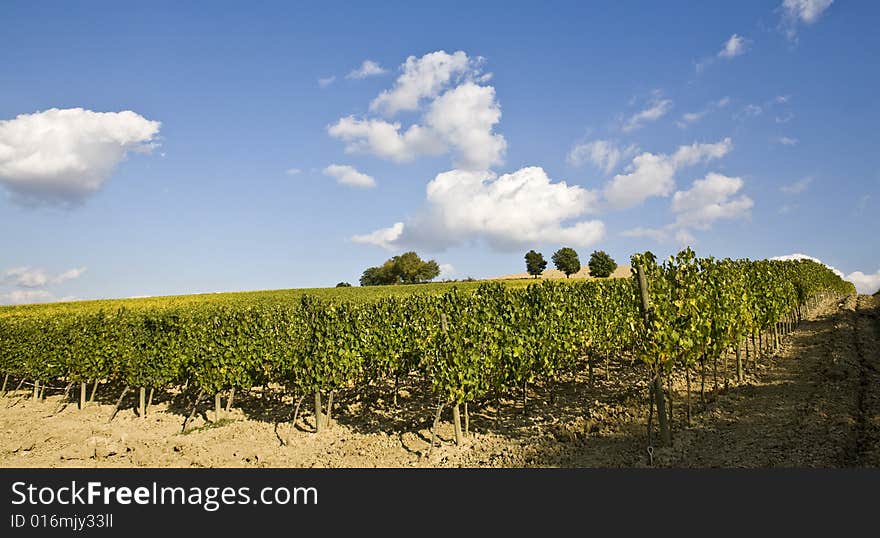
[336,282,352,287]
[524,250,547,279]
[588,250,618,278]
[551,247,581,278]
[359,252,441,286]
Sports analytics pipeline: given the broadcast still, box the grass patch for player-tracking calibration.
[181,417,236,435]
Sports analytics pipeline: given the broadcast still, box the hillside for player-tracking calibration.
[1,267,627,312]
[492,265,633,281]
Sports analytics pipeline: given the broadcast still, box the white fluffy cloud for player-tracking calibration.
[421,167,602,246]
[672,173,753,229]
[778,136,799,146]
[622,98,672,132]
[327,116,445,163]
[424,82,506,170]
[604,153,677,209]
[719,34,748,59]
[567,140,637,174]
[845,270,880,295]
[369,51,477,115]
[318,76,336,88]
[322,164,376,188]
[603,138,732,209]
[351,222,404,250]
[4,266,86,288]
[329,79,505,170]
[0,108,161,204]
[623,172,751,245]
[354,167,604,251]
[346,60,386,79]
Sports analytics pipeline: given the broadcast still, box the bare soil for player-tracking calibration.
[659,294,880,467]
[1,295,877,468]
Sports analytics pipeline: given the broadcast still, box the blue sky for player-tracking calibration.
[1,0,879,303]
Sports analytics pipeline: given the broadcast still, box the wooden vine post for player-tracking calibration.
[225,387,235,413]
[452,403,463,446]
[314,392,323,432]
[89,380,99,403]
[79,381,87,410]
[441,313,464,446]
[635,262,670,446]
[735,340,743,383]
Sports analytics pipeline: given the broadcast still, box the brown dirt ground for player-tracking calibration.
[1,295,877,468]
[659,293,880,467]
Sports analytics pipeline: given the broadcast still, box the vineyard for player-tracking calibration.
[0,248,856,461]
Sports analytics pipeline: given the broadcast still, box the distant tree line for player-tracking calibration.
[356,248,616,287]
[524,248,617,279]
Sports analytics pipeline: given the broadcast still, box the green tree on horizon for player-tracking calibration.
[588,250,618,278]
[359,252,441,286]
[551,247,581,278]
[524,250,547,279]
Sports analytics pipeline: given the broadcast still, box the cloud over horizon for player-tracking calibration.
[353,166,604,251]
[1,265,86,305]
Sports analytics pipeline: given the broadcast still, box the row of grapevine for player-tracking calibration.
[0,251,855,445]
[631,249,855,443]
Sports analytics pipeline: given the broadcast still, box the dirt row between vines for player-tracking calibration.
[1,294,877,468]
[659,293,880,467]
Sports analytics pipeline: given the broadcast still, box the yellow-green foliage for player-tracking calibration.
[0,252,855,415]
